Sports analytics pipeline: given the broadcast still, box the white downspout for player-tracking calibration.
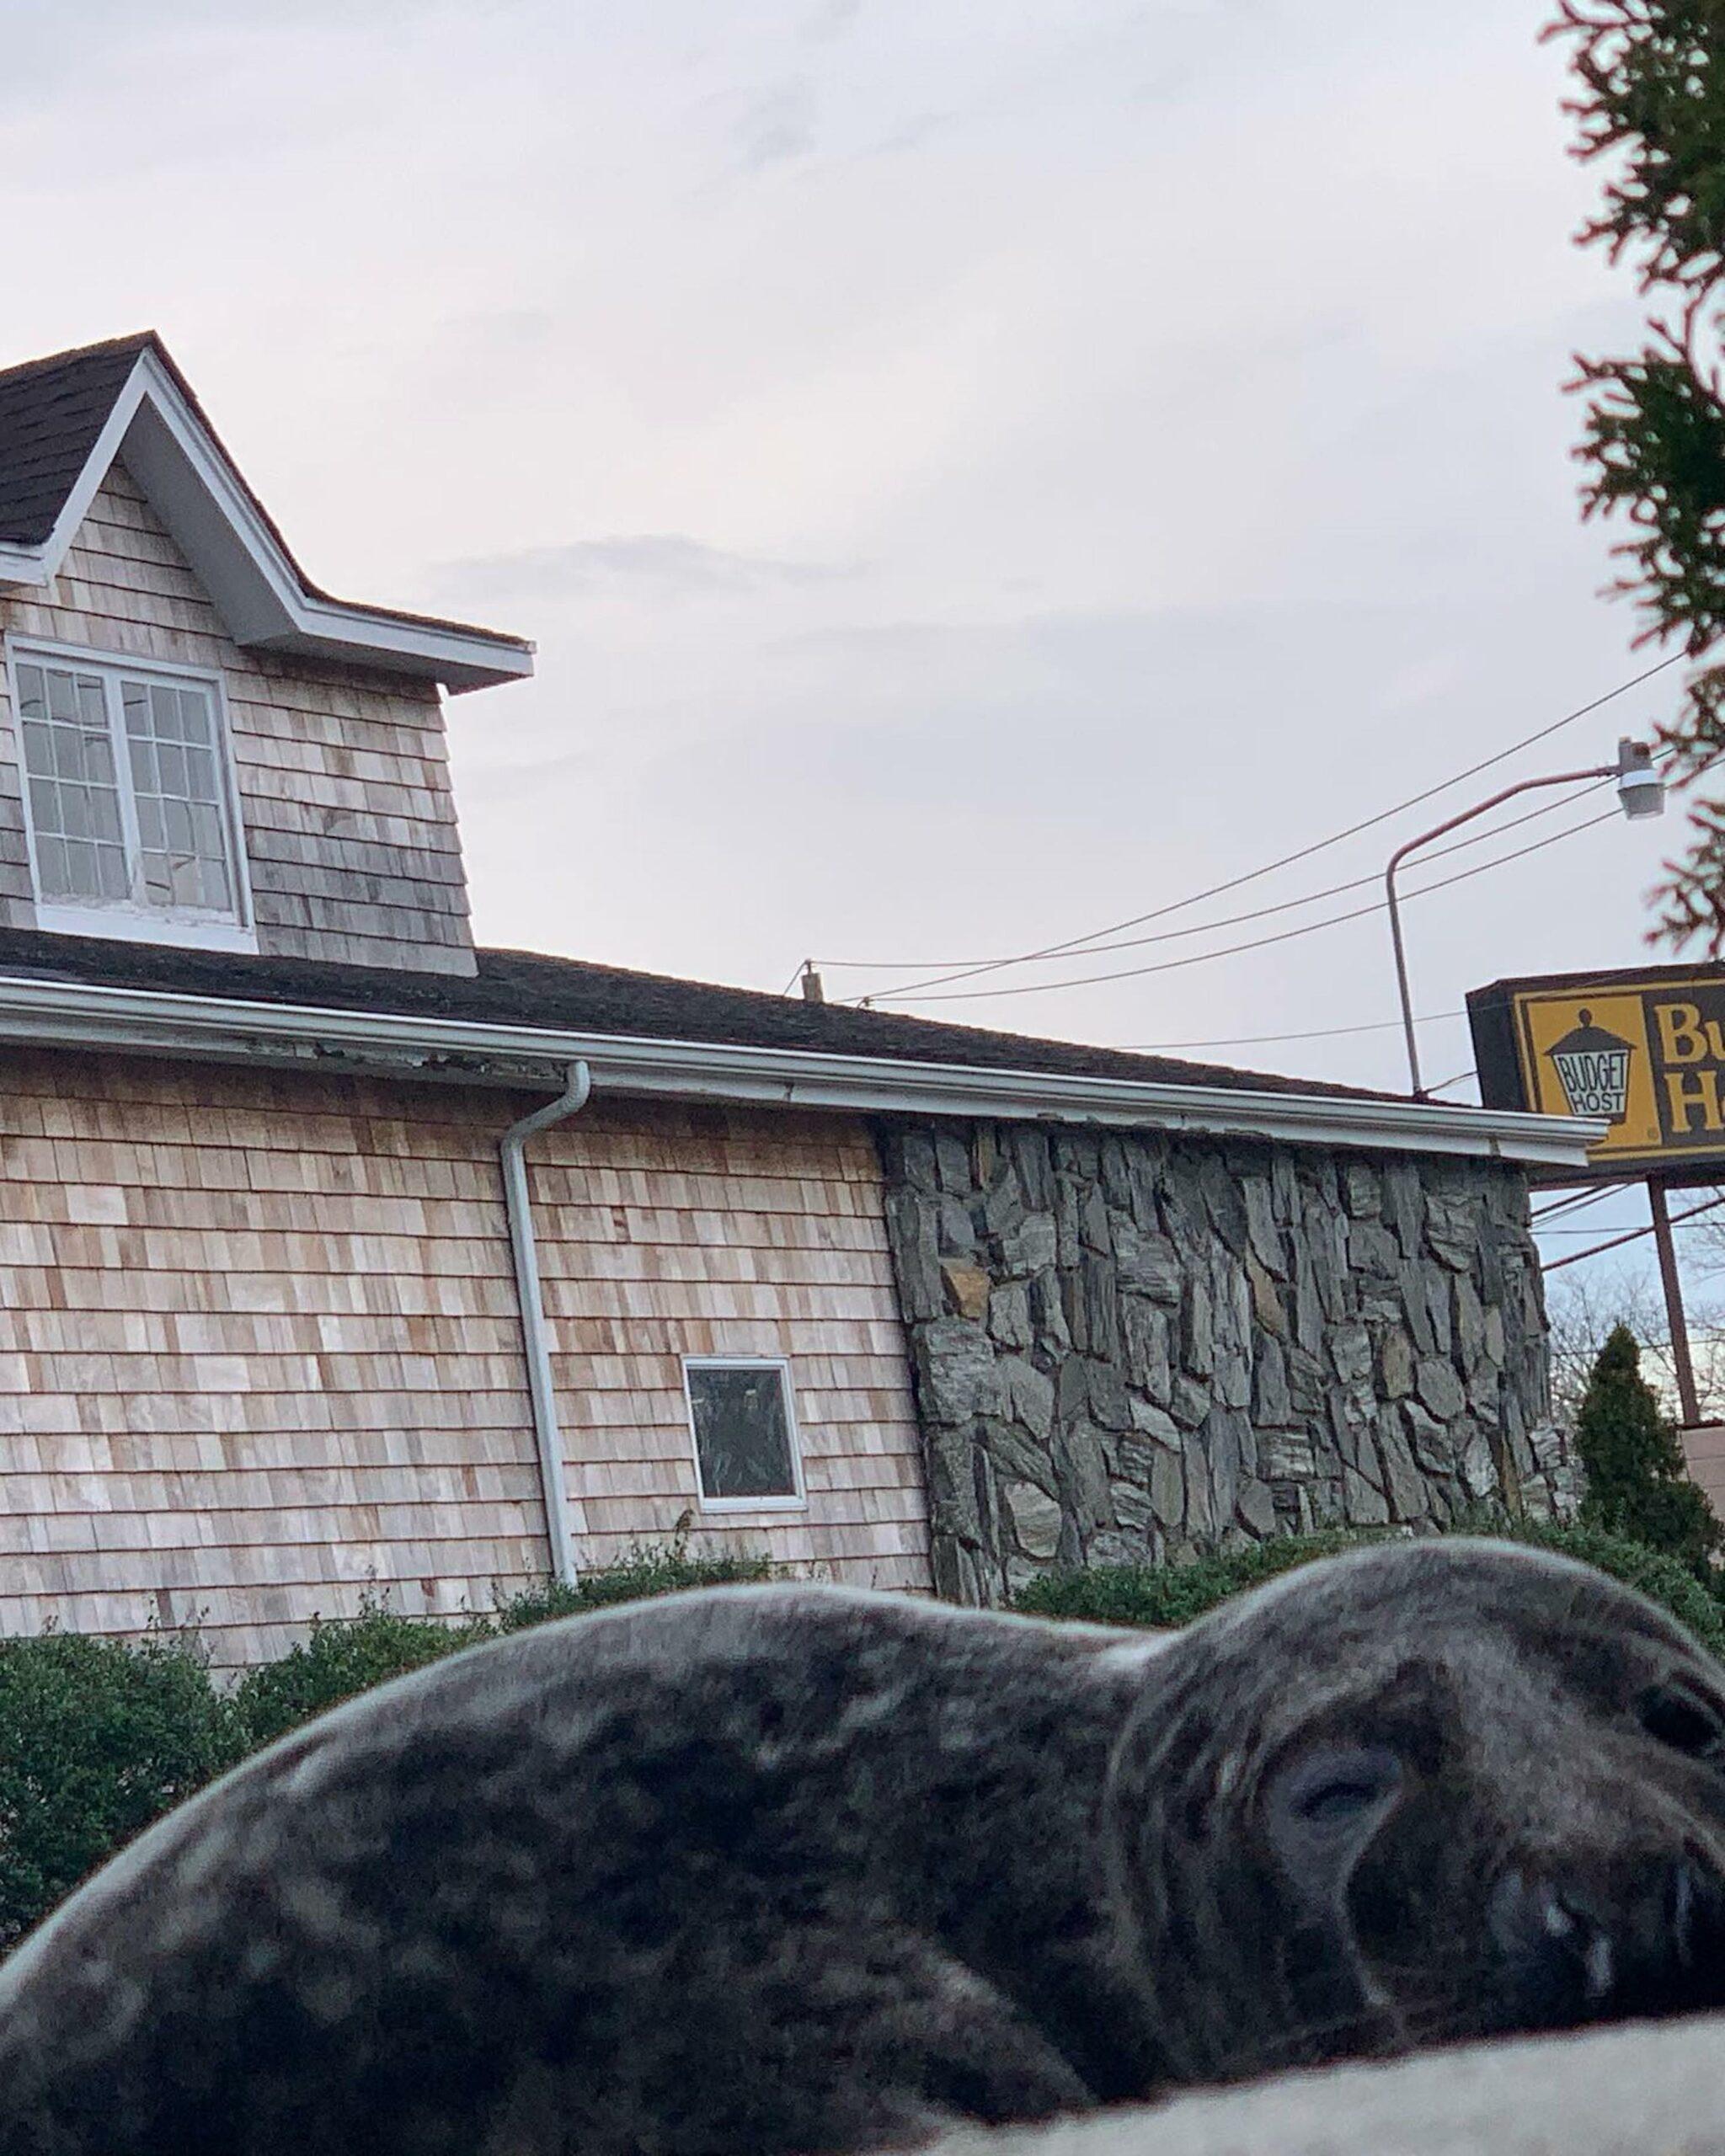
[500,1060,591,1587]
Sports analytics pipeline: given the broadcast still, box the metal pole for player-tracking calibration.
[1382,765,1615,1098]
[1385,867,1423,1097]
[1649,1178,1701,1427]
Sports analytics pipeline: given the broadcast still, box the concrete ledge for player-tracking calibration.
[935,2015,1725,2156]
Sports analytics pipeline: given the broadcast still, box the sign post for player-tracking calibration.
[1648,1181,1701,1426]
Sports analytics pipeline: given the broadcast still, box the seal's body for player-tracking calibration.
[1,1541,1724,2155]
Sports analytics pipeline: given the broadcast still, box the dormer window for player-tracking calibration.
[7,642,254,951]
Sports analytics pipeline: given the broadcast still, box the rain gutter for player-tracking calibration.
[0,970,1604,1169]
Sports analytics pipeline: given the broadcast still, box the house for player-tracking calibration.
[0,334,1594,1665]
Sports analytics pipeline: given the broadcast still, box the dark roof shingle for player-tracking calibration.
[0,334,152,546]
[0,923,1391,1104]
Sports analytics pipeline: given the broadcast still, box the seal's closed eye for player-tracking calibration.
[1273,1746,1402,1834]
[1284,1751,1403,1830]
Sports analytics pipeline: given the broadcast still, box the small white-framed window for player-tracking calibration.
[683,1357,807,1512]
[6,639,254,952]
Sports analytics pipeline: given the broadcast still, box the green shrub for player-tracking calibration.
[234,1542,777,1749]
[1507,1518,1725,1657]
[0,1631,243,1949]
[1573,1324,1724,1581]
[494,1543,774,1630]
[1012,1530,1375,1630]
[0,1542,782,1950]
[232,1598,483,1750]
[1013,1517,1725,1658]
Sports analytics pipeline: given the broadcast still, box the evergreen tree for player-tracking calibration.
[1547,1,1725,942]
[1574,1322,1723,1577]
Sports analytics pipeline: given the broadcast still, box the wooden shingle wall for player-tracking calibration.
[0,462,477,974]
[0,1051,931,1667]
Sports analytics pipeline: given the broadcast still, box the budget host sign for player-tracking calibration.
[1470,964,1725,1179]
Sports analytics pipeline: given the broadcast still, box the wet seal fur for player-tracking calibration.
[2,1540,1724,2155]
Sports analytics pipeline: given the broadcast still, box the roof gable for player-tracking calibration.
[0,334,532,694]
[0,335,147,547]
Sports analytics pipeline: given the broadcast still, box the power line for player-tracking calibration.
[868,779,1617,990]
[1543,1192,1725,1274]
[817,785,1605,978]
[1119,1010,1466,1052]
[1531,1185,1618,1223]
[882,802,1621,1006]
[836,652,1684,1000]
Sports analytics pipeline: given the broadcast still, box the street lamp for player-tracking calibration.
[1386,738,1664,1097]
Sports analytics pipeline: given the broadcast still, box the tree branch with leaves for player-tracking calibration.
[1548,0,1725,939]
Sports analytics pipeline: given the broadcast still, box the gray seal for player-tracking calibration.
[0,1539,1722,2155]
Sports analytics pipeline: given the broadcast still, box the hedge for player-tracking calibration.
[0,1632,244,1950]
[236,1545,774,1747]
[0,1545,774,1949]
[1012,1518,1725,1657]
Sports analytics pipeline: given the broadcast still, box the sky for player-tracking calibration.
[3,0,1712,1322]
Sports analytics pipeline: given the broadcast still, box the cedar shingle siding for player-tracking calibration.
[0,464,476,974]
[0,1052,929,1667]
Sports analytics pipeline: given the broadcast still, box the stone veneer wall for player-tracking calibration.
[876,1120,1573,1605]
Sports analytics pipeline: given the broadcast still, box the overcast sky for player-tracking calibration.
[3,0,1689,1133]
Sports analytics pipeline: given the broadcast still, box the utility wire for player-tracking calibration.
[883,803,1621,1006]
[873,779,1617,986]
[836,778,1610,985]
[1119,1009,1466,1052]
[1543,1192,1725,1273]
[833,652,1684,1000]
[1531,1185,1618,1223]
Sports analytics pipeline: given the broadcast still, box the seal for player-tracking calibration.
[0,1539,1722,2156]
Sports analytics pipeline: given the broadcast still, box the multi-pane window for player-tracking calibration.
[684,1359,805,1508]
[13,652,242,925]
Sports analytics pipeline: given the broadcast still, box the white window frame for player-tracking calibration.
[5,636,257,953]
[681,1355,809,1514]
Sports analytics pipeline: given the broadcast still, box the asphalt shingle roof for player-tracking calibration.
[0,334,152,547]
[0,923,1391,1104]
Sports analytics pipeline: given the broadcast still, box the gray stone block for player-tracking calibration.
[999,1214,1058,1279]
[1003,1480,1062,1559]
[915,1320,1000,1425]
[989,1282,1033,1349]
[1001,1358,1055,1443]
[1417,1358,1467,1423]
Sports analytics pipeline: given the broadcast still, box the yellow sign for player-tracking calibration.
[1475,972,1725,1173]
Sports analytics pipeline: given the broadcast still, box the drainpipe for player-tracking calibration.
[500,1060,591,1587]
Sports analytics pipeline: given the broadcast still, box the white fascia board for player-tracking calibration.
[3,351,533,693]
[0,969,1604,1168]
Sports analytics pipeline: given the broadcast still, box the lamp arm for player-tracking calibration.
[1386,764,1614,1098]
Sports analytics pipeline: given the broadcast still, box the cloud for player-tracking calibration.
[802,0,862,40]
[731,75,818,171]
[430,534,857,605]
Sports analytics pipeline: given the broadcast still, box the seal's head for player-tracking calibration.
[1107,1538,1725,2088]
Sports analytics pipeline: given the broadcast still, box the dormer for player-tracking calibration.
[0,335,531,975]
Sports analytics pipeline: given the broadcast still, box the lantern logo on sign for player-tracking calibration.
[1546,1009,1634,1123]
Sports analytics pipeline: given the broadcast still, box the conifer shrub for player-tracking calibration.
[1573,1324,1723,1582]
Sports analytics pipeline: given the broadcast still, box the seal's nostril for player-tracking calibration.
[1489,1870,1620,2021]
